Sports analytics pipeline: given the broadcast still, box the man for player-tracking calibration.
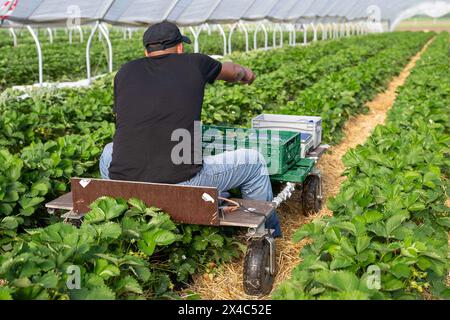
[99,22,281,237]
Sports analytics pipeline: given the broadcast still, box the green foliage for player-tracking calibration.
[0,197,240,300]
[273,33,450,300]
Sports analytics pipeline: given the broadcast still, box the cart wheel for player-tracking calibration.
[64,218,82,228]
[243,238,275,296]
[302,175,322,214]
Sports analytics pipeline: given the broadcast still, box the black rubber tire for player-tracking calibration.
[243,238,275,296]
[302,175,322,214]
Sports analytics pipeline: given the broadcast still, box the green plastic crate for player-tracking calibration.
[270,158,316,183]
[202,125,302,175]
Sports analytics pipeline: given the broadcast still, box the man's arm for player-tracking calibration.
[216,62,256,85]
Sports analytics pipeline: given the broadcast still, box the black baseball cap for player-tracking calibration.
[143,21,191,52]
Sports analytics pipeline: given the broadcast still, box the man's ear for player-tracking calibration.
[176,43,183,54]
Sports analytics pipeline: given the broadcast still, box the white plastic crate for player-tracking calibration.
[300,133,314,158]
[252,114,322,149]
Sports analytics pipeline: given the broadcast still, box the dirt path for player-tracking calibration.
[186,38,435,300]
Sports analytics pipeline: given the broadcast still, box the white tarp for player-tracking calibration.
[3,0,450,27]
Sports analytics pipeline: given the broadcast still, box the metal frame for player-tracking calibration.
[228,21,249,54]
[86,22,113,83]
[26,25,43,86]
[47,27,53,43]
[302,23,308,45]
[311,23,317,42]
[272,23,283,48]
[287,23,296,46]
[189,25,202,53]
[253,22,268,50]
[216,24,227,56]
[317,23,326,41]
[86,22,100,82]
[69,26,83,44]
[9,27,17,47]
[99,23,113,73]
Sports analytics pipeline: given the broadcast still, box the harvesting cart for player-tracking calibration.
[45,114,328,296]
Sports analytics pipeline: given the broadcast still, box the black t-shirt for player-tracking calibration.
[109,53,222,183]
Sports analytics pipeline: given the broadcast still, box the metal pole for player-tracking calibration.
[240,22,249,52]
[302,24,308,45]
[277,24,283,47]
[47,28,53,44]
[77,26,84,42]
[292,24,296,45]
[9,28,17,47]
[86,21,100,84]
[311,23,317,42]
[216,24,227,56]
[202,23,212,36]
[228,23,237,54]
[188,26,200,53]
[99,23,113,73]
[27,26,43,86]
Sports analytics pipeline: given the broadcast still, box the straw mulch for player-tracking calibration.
[184,39,435,300]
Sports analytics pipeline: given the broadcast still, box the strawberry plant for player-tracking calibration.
[0,197,240,299]
[273,33,450,300]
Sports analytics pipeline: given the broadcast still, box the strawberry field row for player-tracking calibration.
[273,32,449,300]
[0,32,440,300]
[0,32,431,153]
[0,29,315,91]
[0,32,432,251]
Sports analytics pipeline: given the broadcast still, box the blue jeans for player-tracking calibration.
[100,143,282,237]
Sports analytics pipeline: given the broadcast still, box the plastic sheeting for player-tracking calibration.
[103,0,191,26]
[3,0,450,27]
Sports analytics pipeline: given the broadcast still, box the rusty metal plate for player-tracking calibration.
[71,178,219,226]
[45,192,74,210]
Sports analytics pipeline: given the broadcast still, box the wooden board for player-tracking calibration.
[220,198,275,228]
[45,192,73,210]
[71,178,220,226]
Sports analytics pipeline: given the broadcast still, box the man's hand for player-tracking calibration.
[216,62,256,85]
[241,68,256,85]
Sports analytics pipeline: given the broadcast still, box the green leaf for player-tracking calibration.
[385,212,409,236]
[355,236,371,253]
[70,286,116,300]
[1,216,20,230]
[329,271,360,292]
[116,276,143,295]
[93,222,122,240]
[19,197,45,209]
[84,197,128,223]
[0,287,13,300]
[30,181,49,197]
[383,278,405,291]
[417,257,432,271]
[334,221,357,236]
[325,227,341,244]
[340,237,356,256]
[94,259,121,279]
[154,230,178,246]
[330,254,354,270]
[423,170,440,188]
[128,198,147,212]
[137,239,156,256]
[38,272,59,289]
[389,263,411,279]
[362,210,384,223]
[3,191,19,203]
